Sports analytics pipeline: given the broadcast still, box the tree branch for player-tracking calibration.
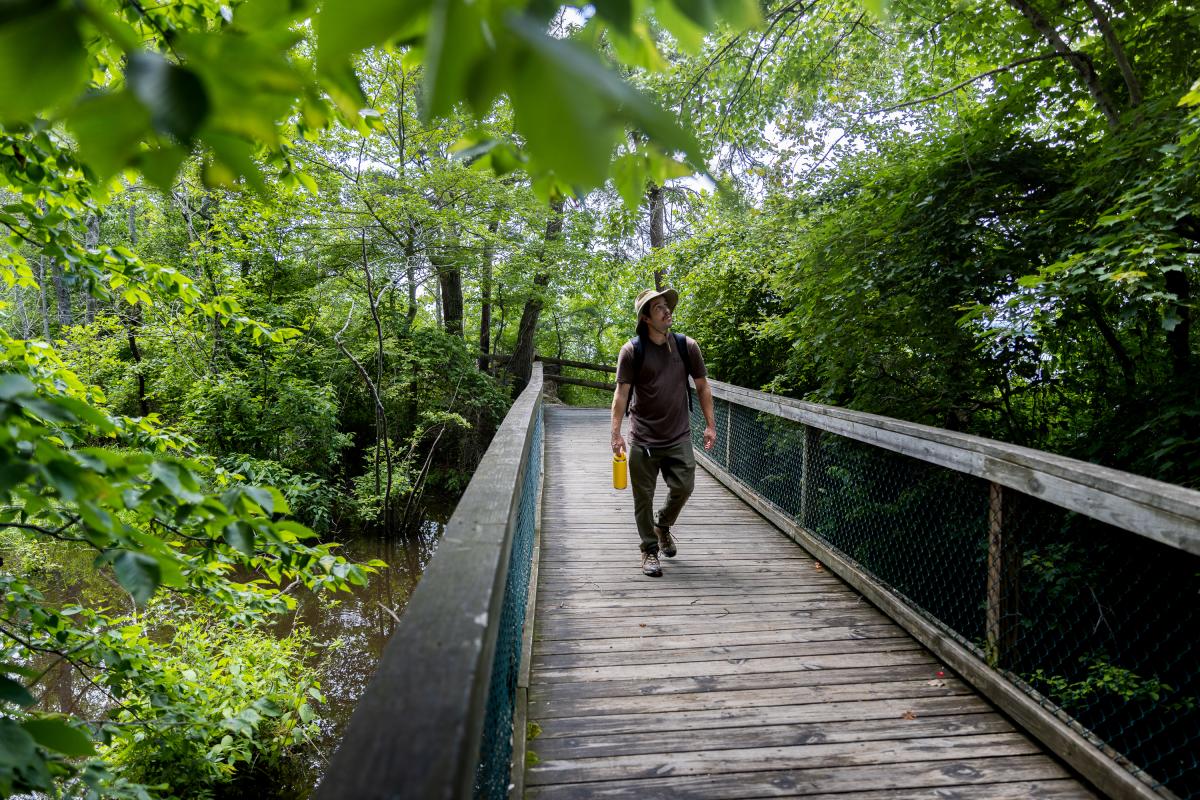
[868,52,1068,115]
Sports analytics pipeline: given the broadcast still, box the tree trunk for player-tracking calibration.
[51,259,73,327]
[35,258,51,340]
[124,205,149,416]
[405,226,418,329]
[1081,0,1142,109]
[1082,293,1136,391]
[434,243,464,338]
[84,213,100,324]
[508,199,564,393]
[648,182,666,290]
[12,284,32,338]
[478,219,499,371]
[1164,269,1193,380]
[1006,0,1121,128]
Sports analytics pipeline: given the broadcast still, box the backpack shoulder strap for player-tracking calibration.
[624,337,643,417]
[674,333,694,412]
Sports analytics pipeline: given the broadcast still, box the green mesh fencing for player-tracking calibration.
[474,404,543,800]
[691,391,1199,798]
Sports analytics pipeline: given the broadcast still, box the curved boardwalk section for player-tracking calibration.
[523,407,1097,799]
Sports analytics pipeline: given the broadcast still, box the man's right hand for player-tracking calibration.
[611,432,626,455]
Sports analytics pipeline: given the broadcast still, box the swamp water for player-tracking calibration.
[1,511,447,797]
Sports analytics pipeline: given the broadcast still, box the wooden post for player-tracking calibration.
[724,401,733,470]
[986,482,1019,667]
[799,426,816,528]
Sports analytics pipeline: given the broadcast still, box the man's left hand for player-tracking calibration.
[703,425,717,451]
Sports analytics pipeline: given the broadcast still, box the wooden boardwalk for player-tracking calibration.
[522,407,1098,799]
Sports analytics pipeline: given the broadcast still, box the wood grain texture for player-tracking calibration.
[519,407,1097,799]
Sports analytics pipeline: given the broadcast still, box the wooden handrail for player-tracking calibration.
[317,364,544,800]
[482,352,617,375]
[706,379,1200,555]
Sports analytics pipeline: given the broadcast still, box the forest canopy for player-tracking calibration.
[0,0,1197,796]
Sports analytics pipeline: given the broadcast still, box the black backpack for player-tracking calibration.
[624,331,695,417]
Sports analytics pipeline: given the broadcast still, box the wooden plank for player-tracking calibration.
[525,755,1088,799]
[531,635,918,670]
[696,449,1171,800]
[527,677,977,718]
[537,590,852,609]
[532,713,1010,760]
[533,612,892,640]
[532,648,935,684]
[530,694,994,740]
[530,663,944,704]
[536,600,872,621]
[707,379,1200,555]
[532,625,909,656]
[535,583,841,601]
[791,782,1097,800]
[526,732,1039,785]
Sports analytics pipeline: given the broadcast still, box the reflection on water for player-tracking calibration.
[283,517,445,777]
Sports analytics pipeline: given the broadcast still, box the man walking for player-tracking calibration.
[611,287,717,577]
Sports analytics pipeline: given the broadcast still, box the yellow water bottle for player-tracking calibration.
[612,451,628,490]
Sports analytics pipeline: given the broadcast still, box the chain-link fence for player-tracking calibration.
[474,404,543,800]
[691,385,1199,799]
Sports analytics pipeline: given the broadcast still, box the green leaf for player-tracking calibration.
[298,702,315,723]
[1179,78,1200,107]
[245,486,275,515]
[69,92,152,181]
[593,0,634,35]
[0,5,87,122]
[859,0,890,20]
[137,145,189,192]
[21,718,95,757]
[0,717,37,768]
[613,153,647,210]
[150,461,205,504]
[111,550,162,605]
[670,0,719,30]
[652,0,705,54]
[127,51,211,144]
[204,132,266,192]
[223,522,255,556]
[0,373,35,401]
[424,0,489,119]
[0,676,36,707]
[713,0,762,30]
[317,0,427,68]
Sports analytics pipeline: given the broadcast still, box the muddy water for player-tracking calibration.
[286,520,444,771]
[3,513,447,795]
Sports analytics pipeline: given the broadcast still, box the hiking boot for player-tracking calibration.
[641,551,663,577]
[655,525,677,558]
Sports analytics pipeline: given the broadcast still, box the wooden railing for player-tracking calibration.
[316,364,545,800]
[484,352,616,392]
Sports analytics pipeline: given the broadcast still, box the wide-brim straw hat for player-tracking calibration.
[634,287,679,319]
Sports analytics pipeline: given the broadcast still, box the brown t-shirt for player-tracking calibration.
[616,334,707,447]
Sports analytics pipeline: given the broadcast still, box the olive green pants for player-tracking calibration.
[629,439,696,553]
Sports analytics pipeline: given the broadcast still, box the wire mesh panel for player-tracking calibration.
[474,405,543,800]
[691,388,1200,798]
[1002,493,1200,797]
